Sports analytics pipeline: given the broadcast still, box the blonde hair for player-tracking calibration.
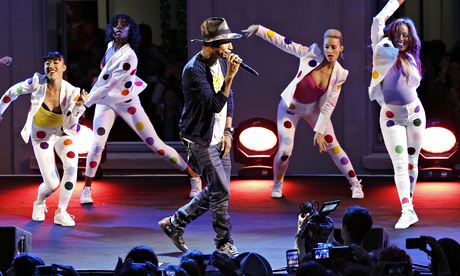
[324,29,343,45]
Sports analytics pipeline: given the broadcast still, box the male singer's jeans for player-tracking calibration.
[171,141,233,248]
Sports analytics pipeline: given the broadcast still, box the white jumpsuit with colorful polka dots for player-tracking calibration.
[255,26,360,187]
[0,73,85,210]
[369,0,426,207]
[84,42,188,177]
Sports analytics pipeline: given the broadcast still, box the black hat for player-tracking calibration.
[192,17,242,42]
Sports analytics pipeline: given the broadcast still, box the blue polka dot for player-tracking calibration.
[283,137,293,145]
[125,81,132,88]
[308,60,317,67]
[40,142,49,149]
[28,78,33,85]
[66,166,77,176]
[386,120,395,127]
[284,37,292,44]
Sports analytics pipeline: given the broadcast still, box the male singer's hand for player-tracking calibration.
[220,134,232,158]
[313,132,327,153]
[242,25,260,38]
[226,53,240,78]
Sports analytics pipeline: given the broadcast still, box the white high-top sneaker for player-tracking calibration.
[80,186,93,204]
[54,209,76,227]
[271,181,283,198]
[351,179,364,199]
[32,200,48,221]
[189,177,202,198]
[395,204,419,229]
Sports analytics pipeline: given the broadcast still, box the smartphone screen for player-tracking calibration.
[313,248,330,259]
[286,249,299,272]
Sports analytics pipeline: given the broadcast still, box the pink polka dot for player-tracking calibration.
[130,69,137,75]
[297,71,302,78]
[413,132,421,141]
[135,81,143,86]
[89,161,98,168]
[127,107,137,114]
[401,197,410,204]
[36,131,46,139]
[67,151,76,158]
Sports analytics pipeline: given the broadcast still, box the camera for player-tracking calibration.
[286,249,299,273]
[295,200,340,259]
[406,237,428,250]
[312,245,351,261]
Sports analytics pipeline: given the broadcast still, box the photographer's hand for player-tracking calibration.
[420,236,451,276]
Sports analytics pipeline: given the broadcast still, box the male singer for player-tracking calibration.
[158,17,241,257]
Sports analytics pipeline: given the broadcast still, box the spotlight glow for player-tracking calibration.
[422,127,456,154]
[239,127,277,152]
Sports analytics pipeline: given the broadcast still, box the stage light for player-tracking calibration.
[420,119,459,179]
[234,118,278,177]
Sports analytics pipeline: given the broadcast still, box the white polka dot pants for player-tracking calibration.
[85,96,188,177]
[379,98,425,207]
[273,100,359,185]
[31,126,78,210]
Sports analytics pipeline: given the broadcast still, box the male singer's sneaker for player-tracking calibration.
[271,181,283,198]
[351,179,364,199]
[54,209,76,227]
[395,207,419,229]
[189,177,202,198]
[158,217,188,252]
[32,200,48,221]
[80,187,93,204]
[217,242,239,258]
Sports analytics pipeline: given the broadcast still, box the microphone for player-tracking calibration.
[234,57,259,77]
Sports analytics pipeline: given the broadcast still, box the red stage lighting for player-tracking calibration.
[234,118,278,177]
[420,120,459,179]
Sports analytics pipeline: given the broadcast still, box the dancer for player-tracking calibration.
[369,0,425,229]
[242,25,364,199]
[0,56,13,66]
[0,51,87,226]
[158,17,241,257]
[81,14,201,204]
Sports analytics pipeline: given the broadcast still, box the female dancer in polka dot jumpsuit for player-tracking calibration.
[369,0,425,229]
[0,52,87,226]
[243,25,364,199]
[81,14,200,204]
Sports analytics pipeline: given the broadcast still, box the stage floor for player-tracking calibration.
[0,175,459,271]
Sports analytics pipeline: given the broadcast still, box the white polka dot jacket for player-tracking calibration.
[85,41,147,107]
[255,25,348,135]
[369,0,418,106]
[0,73,85,143]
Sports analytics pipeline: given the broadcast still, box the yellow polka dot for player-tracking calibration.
[332,146,341,154]
[277,174,284,181]
[73,95,80,102]
[372,70,379,79]
[337,84,342,90]
[267,30,275,39]
[135,122,144,130]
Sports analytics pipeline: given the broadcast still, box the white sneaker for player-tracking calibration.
[189,177,202,198]
[395,207,419,229]
[351,179,364,199]
[80,187,93,204]
[217,242,239,258]
[32,200,48,221]
[271,181,283,198]
[54,209,76,227]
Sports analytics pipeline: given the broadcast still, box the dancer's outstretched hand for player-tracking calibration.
[241,25,260,38]
[313,132,327,153]
[77,89,88,106]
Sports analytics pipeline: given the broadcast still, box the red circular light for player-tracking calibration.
[239,127,277,152]
[422,127,457,154]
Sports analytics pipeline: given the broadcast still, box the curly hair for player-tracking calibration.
[385,18,422,75]
[105,14,141,49]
